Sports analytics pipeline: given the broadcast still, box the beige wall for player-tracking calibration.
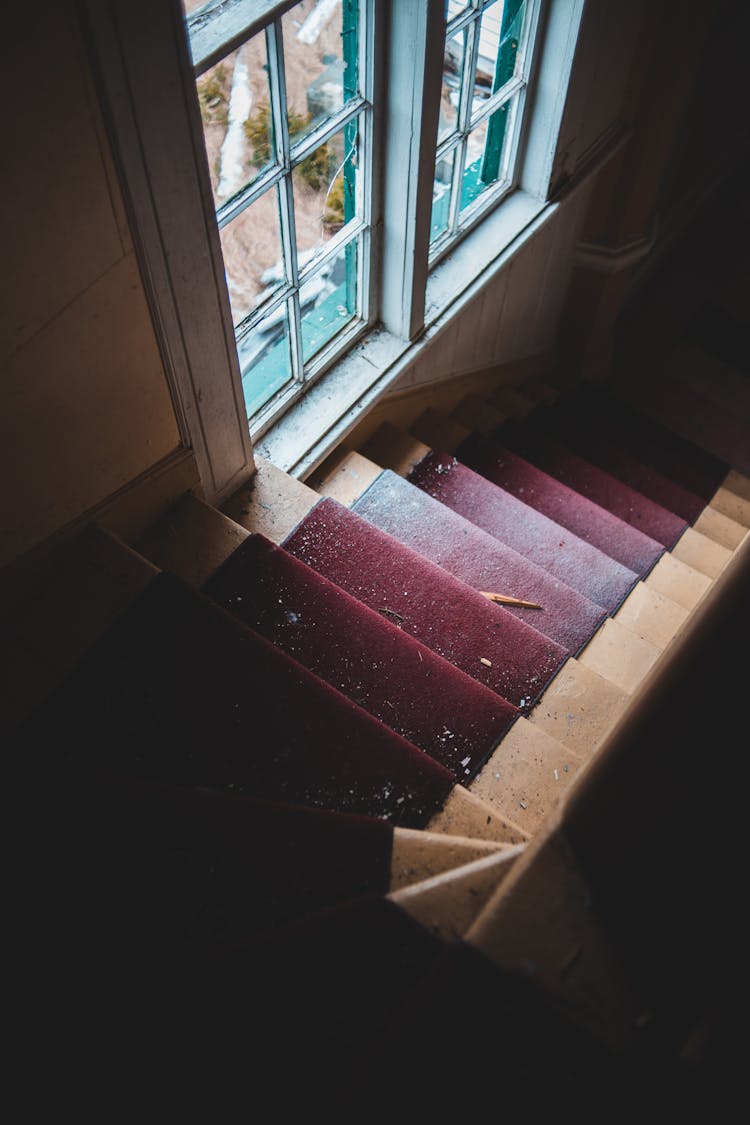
[0,2,181,572]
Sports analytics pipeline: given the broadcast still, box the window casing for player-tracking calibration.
[183,0,375,434]
[182,0,547,435]
[81,0,586,496]
[431,0,541,263]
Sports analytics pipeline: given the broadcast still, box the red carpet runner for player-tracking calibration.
[351,468,607,655]
[491,416,689,548]
[407,450,640,611]
[283,496,569,711]
[202,530,519,782]
[456,430,665,575]
[14,570,455,827]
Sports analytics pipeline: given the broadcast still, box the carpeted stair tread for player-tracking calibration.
[13,570,455,828]
[456,430,665,576]
[518,400,709,524]
[201,531,518,781]
[45,888,448,1114]
[350,468,607,655]
[282,497,568,713]
[492,417,689,548]
[563,385,730,499]
[407,450,639,612]
[41,777,395,966]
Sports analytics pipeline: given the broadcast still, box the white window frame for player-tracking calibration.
[185,0,380,438]
[79,0,587,492]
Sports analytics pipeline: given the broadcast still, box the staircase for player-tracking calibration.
[8,289,749,1110]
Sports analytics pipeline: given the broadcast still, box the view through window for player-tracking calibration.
[432,0,535,257]
[181,1,542,432]
[183,0,370,422]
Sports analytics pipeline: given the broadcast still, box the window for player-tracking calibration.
[182,0,374,429]
[82,0,583,495]
[431,0,539,259]
[181,0,545,434]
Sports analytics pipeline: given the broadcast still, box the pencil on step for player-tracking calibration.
[480,591,543,610]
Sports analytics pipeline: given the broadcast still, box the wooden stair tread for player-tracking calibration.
[613,581,689,651]
[470,717,583,834]
[452,394,507,436]
[527,657,629,757]
[426,784,529,845]
[221,454,318,543]
[723,468,750,504]
[490,384,537,418]
[307,448,381,505]
[692,504,748,551]
[358,421,431,477]
[671,526,733,578]
[711,480,750,527]
[644,551,712,611]
[389,826,508,891]
[135,491,249,588]
[390,844,524,941]
[411,407,470,454]
[578,617,662,695]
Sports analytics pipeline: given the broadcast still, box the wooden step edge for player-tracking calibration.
[692,504,748,552]
[671,525,734,579]
[222,453,320,544]
[644,550,712,612]
[465,828,646,1058]
[577,616,662,696]
[612,580,690,653]
[464,528,750,1055]
[452,395,507,437]
[469,716,585,836]
[489,384,537,418]
[389,826,508,892]
[711,479,750,528]
[135,491,250,587]
[722,468,750,505]
[389,843,525,942]
[411,407,471,455]
[358,421,432,478]
[426,784,529,845]
[527,657,630,760]
[308,447,383,506]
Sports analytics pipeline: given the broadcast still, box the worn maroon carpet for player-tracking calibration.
[202,531,518,782]
[493,417,689,548]
[520,399,708,524]
[351,469,607,656]
[407,451,639,612]
[456,431,665,576]
[617,370,750,476]
[41,778,395,966]
[556,385,730,500]
[283,497,568,711]
[14,570,455,827]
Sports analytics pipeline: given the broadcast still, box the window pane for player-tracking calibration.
[439,24,464,144]
[239,301,293,417]
[474,0,504,108]
[293,120,359,272]
[460,120,496,213]
[300,240,357,365]
[196,34,272,209]
[219,185,284,327]
[282,0,358,145]
[431,147,455,242]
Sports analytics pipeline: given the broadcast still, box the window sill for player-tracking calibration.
[254,188,554,479]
